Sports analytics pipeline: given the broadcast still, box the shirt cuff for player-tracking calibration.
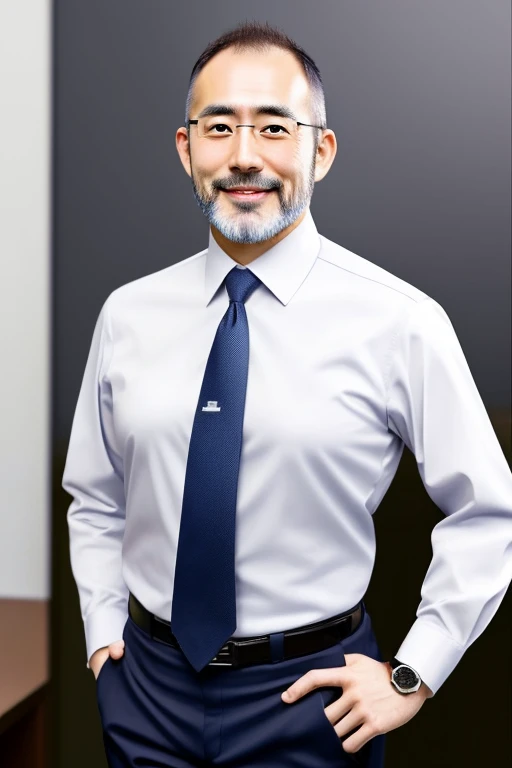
[84,604,129,669]
[394,617,466,696]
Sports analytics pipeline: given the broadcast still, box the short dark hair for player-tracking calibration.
[184,20,327,133]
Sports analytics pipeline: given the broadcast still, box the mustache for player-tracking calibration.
[213,180,281,192]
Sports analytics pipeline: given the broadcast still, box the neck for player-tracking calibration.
[210,209,308,266]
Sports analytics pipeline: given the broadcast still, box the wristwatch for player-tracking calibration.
[389,657,422,694]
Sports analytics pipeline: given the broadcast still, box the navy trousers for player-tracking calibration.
[95,600,386,768]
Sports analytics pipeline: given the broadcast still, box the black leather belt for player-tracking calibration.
[128,591,363,669]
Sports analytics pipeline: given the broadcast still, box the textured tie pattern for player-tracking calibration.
[170,266,262,671]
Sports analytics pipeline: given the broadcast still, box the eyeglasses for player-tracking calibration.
[187,114,325,143]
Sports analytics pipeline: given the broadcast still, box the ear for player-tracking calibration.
[314,129,337,183]
[176,127,192,178]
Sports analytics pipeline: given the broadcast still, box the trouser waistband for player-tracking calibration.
[128,591,364,669]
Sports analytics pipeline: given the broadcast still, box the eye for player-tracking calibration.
[261,124,289,135]
[208,123,232,134]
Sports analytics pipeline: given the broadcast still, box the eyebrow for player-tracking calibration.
[196,103,298,121]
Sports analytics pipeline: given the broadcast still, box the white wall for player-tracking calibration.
[0,2,51,598]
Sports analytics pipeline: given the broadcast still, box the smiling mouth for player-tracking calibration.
[221,189,274,201]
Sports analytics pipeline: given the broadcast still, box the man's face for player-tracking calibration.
[178,47,323,245]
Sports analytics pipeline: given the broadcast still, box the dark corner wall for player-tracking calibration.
[52,2,511,767]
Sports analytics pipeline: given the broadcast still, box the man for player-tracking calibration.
[62,20,512,768]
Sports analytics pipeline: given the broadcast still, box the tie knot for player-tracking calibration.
[224,266,262,304]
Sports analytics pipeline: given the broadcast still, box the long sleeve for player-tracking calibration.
[386,297,512,696]
[62,297,129,669]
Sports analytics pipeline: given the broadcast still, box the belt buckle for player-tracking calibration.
[208,640,237,667]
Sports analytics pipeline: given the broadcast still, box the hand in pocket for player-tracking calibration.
[90,639,125,680]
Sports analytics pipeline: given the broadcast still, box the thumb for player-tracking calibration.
[108,639,125,659]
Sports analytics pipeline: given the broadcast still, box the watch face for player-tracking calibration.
[393,665,420,689]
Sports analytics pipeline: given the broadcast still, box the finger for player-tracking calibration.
[341,722,376,755]
[323,693,354,726]
[332,706,365,740]
[109,640,125,658]
[282,666,345,702]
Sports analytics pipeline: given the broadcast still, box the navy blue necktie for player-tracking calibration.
[171,265,263,672]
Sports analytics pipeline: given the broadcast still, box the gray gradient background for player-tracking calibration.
[52,2,511,767]
[56,0,511,436]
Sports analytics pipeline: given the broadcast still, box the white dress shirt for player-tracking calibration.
[62,208,512,695]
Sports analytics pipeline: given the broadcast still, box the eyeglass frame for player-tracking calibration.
[187,117,326,136]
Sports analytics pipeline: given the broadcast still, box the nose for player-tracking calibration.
[227,125,264,174]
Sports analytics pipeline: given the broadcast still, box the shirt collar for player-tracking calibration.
[204,207,321,306]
